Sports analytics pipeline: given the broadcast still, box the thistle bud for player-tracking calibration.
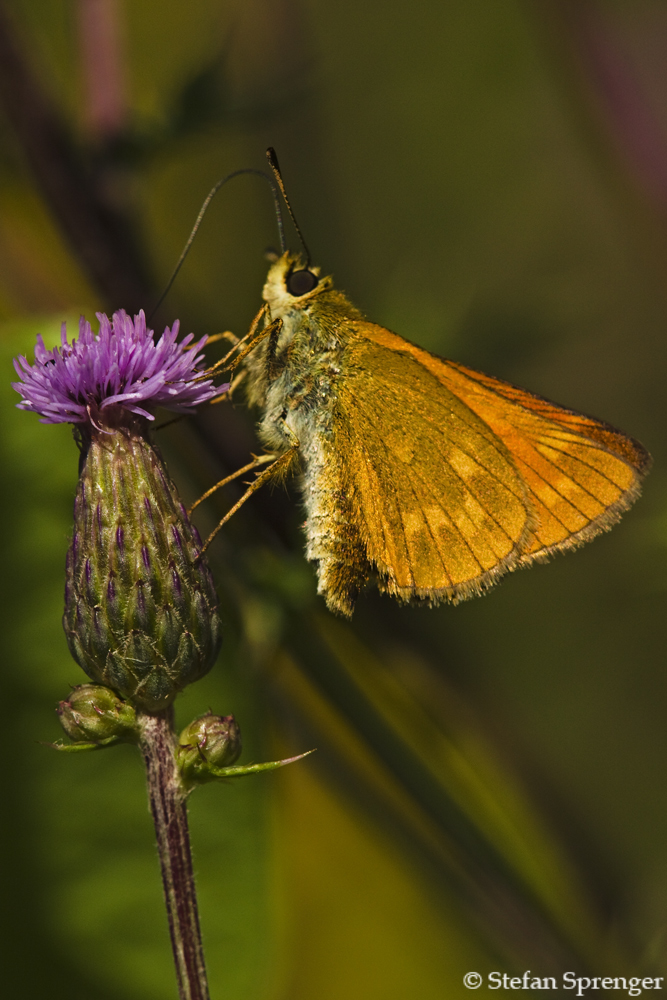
[57,683,139,744]
[176,712,242,785]
[63,418,222,712]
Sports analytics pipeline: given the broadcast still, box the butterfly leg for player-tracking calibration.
[189,454,278,514]
[265,319,286,382]
[202,330,239,348]
[204,367,249,406]
[227,318,282,375]
[184,330,238,351]
[223,367,247,400]
[199,445,299,553]
[198,304,271,380]
[276,415,300,448]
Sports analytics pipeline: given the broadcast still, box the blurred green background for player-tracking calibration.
[2,1,667,997]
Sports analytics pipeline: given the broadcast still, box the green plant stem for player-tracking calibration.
[138,709,210,1000]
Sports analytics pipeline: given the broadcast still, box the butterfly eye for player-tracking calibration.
[287,269,318,296]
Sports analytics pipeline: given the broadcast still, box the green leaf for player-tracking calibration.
[202,749,316,781]
[46,739,123,753]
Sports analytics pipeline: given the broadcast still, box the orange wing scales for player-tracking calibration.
[436,361,648,562]
[321,324,652,606]
[333,338,536,605]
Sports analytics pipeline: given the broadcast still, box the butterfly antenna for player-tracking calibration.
[148,167,285,322]
[266,148,312,267]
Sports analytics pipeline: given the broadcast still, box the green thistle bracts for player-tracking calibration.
[63,420,222,712]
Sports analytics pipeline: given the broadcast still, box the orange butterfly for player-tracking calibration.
[232,250,650,616]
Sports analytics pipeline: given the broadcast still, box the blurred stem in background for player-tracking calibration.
[547,1,667,213]
[0,0,150,308]
[77,0,127,139]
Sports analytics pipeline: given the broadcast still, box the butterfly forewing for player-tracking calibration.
[335,336,533,602]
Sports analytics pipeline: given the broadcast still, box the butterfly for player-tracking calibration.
[233,249,651,617]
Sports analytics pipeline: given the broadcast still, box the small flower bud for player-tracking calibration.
[176,712,242,785]
[63,416,222,712]
[57,684,139,744]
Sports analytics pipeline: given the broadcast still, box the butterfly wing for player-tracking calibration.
[349,323,650,576]
[319,333,534,612]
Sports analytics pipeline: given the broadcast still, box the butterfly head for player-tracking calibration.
[263,251,326,320]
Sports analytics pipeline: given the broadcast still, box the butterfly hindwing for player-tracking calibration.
[433,360,650,562]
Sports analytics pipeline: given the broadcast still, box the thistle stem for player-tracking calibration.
[139,710,210,1000]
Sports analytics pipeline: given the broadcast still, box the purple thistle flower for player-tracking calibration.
[12,309,228,424]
